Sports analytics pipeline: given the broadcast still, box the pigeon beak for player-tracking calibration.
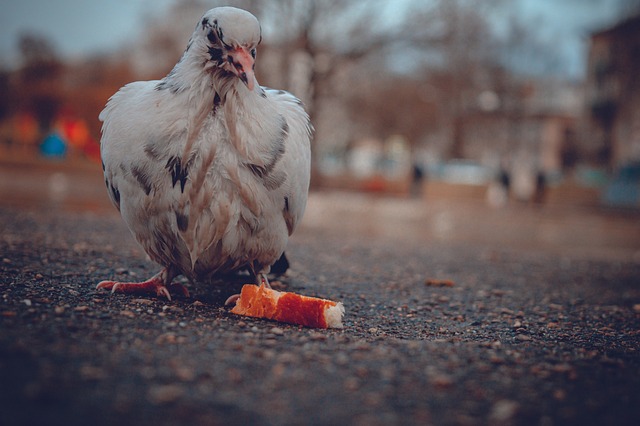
[229,46,255,91]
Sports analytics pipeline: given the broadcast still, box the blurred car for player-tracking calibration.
[428,160,494,185]
[602,162,640,208]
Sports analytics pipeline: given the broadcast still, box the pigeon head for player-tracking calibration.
[197,7,261,91]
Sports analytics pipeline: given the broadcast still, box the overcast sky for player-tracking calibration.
[0,0,627,79]
[0,0,174,62]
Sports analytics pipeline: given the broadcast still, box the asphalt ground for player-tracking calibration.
[1,161,639,425]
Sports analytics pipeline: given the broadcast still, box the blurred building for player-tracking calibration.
[460,78,582,180]
[585,14,640,168]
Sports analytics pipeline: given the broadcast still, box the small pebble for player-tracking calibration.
[147,384,185,404]
[269,327,284,335]
[490,400,519,422]
[309,332,327,341]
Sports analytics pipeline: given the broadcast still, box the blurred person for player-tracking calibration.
[410,162,425,198]
[56,109,90,159]
[13,112,39,156]
[486,161,511,208]
[39,132,66,158]
[532,170,547,205]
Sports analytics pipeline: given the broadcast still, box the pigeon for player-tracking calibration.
[97,7,312,301]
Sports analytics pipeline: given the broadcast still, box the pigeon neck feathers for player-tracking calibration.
[150,7,264,165]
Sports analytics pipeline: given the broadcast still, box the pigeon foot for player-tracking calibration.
[96,268,188,300]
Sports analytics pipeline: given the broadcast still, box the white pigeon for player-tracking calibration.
[97,7,312,301]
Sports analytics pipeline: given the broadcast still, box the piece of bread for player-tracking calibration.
[230,284,344,329]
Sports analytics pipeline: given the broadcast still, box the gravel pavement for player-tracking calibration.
[1,192,639,426]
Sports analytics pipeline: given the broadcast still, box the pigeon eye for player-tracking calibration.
[250,49,256,59]
[207,30,217,45]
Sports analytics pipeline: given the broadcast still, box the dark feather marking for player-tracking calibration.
[207,30,217,45]
[101,160,105,171]
[247,163,266,178]
[144,142,166,162]
[279,118,290,141]
[109,181,121,211]
[131,166,152,196]
[212,92,221,113]
[165,156,189,193]
[175,211,189,232]
[155,58,184,93]
[155,79,183,94]
[268,116,288,169]
[155,66,177,91]
[283,196,294,235]
[246,166,285,190]
[246,116,288,190]
[201,17,209,30]
[208,47,223,63]
[207,22,231,49]
[155,79,175,93]
[216,25,231,49]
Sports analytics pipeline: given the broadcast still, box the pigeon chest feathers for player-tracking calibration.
[101,83,303,282]
[135,91,295,280]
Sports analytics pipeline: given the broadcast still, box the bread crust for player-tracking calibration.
[231,284,344,329]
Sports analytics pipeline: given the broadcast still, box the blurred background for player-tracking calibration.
[0,0,639,255]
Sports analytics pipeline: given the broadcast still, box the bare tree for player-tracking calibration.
[246,0,448,183]
[16,33,64,131]
[348,75,441,147]
[133,0,587,174]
